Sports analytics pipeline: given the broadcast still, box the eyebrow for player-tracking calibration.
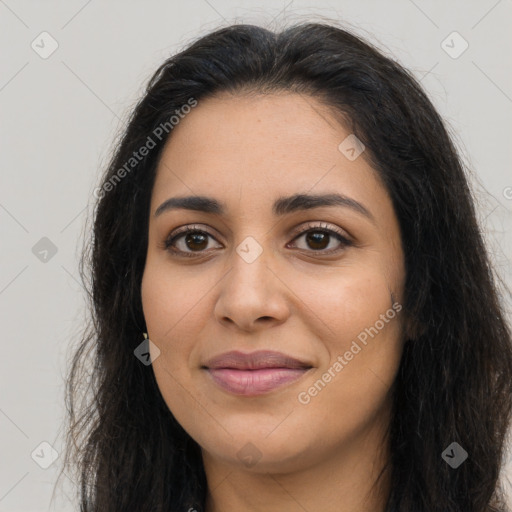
[154,193,375,223]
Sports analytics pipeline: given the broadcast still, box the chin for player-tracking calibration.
[198,425,321,474]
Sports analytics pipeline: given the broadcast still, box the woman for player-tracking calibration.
[62,21,512,511]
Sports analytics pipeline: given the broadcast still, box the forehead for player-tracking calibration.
[151,92,390,221]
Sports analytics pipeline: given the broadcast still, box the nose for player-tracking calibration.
[213,244,291,333]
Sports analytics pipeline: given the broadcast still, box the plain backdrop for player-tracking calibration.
[1,1,511,510]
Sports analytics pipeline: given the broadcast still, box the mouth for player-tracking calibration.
[202,350,313,396]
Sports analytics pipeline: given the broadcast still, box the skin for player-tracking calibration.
[141,91,407,512]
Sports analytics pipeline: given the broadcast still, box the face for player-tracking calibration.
[141,91,406,475]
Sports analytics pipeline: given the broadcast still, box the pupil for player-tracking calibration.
[186,232,208,251]
[307,232,328,250]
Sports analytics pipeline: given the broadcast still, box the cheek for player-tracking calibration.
[300,269,403,423]
[141,257,210,344]
[292,264,400,350]
[141,263,198,423]
[293,266,404,411]
[141,261,192,387]
[140,257,212,401]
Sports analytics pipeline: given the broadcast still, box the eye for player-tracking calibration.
[163,222,352,258]
[287,222,352,254]
[163,224,221,257]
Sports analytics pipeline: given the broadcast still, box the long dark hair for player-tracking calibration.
[60,21,512,511]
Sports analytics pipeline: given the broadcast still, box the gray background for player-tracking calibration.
[1,0,511,510]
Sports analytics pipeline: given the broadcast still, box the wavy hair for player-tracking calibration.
[61,21,512,511]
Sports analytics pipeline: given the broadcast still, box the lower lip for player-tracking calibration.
[206,368,310,396]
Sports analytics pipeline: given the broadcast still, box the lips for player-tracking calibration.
[204,350,312,370]
[202,350,313,396]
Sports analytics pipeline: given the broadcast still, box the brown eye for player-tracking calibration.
[305,231,330,250]
[164,227,222,257]
[163,222,352,259]
[288,223,353,255]
[182,231,209,251]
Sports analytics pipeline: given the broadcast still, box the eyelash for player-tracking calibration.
[163,222,353,258]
